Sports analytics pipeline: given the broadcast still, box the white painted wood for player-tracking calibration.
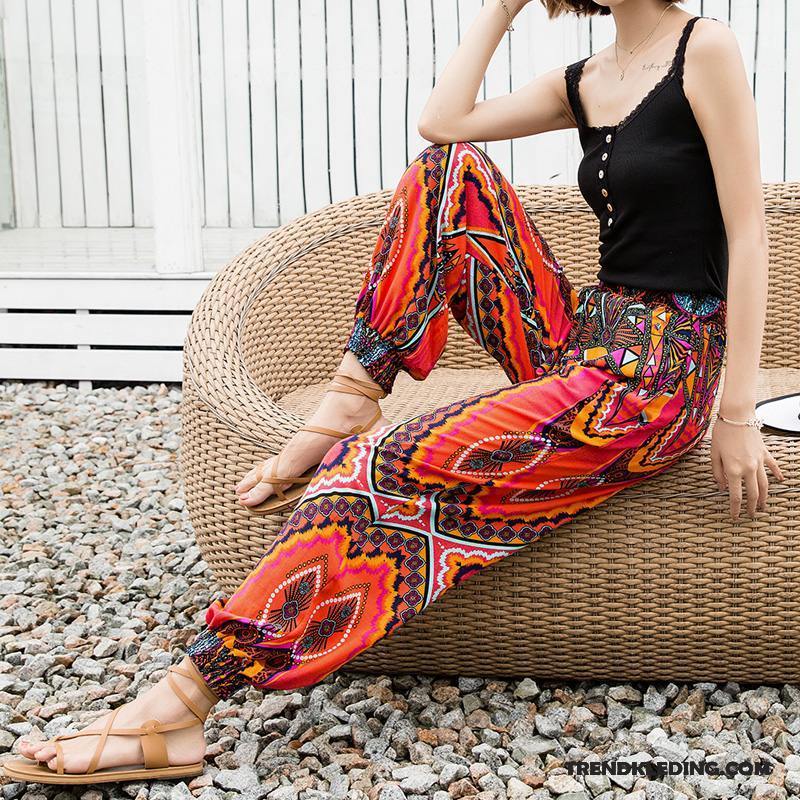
[299,0,331,213]
[123,0,153,226]
[730,0,757,93]
[787,0,800,181]
[2,0,799,232]
[0,227,268,277]
[352,0,382,195]
[143,0,203,274]
[378,0,408,182]
[753,1,784,182]
[197,0,228,226]
[0,11,16,228]
[51,0,86,227]
[248,0,279,227]
[74,0,109,227]
[274,0,304,221]
[325,0,356,205]
[701,0,731,22]
[26,0,60,226]
[406,0,434,162]
[97,0,133,226]
[0,312,190,346]
[0,347,183,382]
[0,279,208,309]
[222,0,252,227]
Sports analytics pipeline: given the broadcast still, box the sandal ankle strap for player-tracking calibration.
[326,372,387,402]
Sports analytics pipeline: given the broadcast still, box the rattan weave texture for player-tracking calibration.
[181,182,800,681]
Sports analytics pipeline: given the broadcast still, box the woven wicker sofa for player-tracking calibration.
[181,183,800,683]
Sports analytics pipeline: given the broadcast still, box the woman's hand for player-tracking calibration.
[710,418,785,520]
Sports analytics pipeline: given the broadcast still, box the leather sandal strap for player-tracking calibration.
[169,663,219,706]
[300,423,352,438]
[87,706,120,774]
[140,720,169,769]
[326,373,386,401]
[262,473,316,485]
[166,670,207,724]
[55,740,64,776]
[270,456,287,501]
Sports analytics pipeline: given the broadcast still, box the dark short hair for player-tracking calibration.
[539,0,684,18]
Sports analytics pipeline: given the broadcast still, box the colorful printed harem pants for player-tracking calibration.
[187,142,727,699]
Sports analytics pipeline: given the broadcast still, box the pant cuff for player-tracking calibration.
[185,629,251,701]
[345,317,403,395]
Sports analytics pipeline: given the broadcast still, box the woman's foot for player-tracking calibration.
[14,657,215,775]
[237,357,391,509]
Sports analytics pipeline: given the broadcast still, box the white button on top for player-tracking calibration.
[605,133,612,143]
[601,152,608,161]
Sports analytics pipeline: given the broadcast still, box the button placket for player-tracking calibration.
[598,131,615,227]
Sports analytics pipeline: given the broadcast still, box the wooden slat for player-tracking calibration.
[74,0,109,227]
[754,0,785,181]
[3,0,37,226]
[123,0,153,226]
[406,0,434,164]
[788,0,800,181]
[352,0,382,195]
[0,312,190,346]
[97,0,133,226]
[0,279,209,310]
[51,0,86,227]
[378,0,408,182]
[274,0,304,221]
[731,0,758,92]
[198,0,228,226]
[702,0,731,22]
[0,347,183,382]
[27,0,61,227]
[249,0,279,227]
[222,0,253,227]
[299,0,331,213]
[325,0,355,204]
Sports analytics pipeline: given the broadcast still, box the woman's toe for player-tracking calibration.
[17,740,39,758]
[32,743,56,762]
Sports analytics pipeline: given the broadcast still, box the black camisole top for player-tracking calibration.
[564,15,729,300]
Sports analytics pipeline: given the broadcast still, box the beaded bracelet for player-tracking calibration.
[717,413,764,430]
[498,0,515,31]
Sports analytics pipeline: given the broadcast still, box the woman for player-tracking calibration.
[5,0,784,784]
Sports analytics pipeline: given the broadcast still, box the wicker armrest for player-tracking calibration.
[183,193,396,452]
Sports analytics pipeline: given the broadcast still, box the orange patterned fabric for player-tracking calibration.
[187,143,727,698]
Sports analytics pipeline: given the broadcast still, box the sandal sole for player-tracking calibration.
[2,758,205,785]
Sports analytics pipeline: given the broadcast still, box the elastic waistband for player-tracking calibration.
[594,279,726,320]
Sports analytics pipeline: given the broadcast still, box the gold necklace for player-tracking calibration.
[614,3,674,81]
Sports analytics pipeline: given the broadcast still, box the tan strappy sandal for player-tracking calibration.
[1,664,217,785]
[245,371,387,515]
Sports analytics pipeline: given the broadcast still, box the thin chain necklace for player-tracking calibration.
[614,3,675,81]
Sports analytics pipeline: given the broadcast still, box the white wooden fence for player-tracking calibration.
[0,0,797,385]
[3,0,799,231]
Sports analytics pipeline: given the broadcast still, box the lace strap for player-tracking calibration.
[673,15,701,84]
[564,58,589,129]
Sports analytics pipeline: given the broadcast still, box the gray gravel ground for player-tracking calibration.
[2,382,800,800]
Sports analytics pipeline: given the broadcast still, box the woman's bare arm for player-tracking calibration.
[684,18,784,518]
[417,0,574,144]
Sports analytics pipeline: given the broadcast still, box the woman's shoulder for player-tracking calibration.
[685,16,741,66]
